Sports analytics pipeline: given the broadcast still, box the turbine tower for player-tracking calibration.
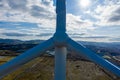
[0,0,120,80]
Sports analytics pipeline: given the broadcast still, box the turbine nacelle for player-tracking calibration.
[53,32,68,47]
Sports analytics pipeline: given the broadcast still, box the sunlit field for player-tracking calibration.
[0,56,116,80]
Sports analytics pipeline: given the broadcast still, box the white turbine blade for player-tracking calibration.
[67,38,120,77]
[0,38,54,79]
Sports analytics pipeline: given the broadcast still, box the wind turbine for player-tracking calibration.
[0,0,120,80]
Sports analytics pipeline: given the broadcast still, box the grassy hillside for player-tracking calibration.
[0,56,119,80]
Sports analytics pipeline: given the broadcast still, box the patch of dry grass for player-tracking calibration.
[0,56,118,80]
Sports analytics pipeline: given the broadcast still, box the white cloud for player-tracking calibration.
[66,14,94,32]
[0,0,95,35]
[0,0,56,40]
[83,0,120,26]
[0,0,56,27]
[96,5,120,25]
[0,0,120,42]
[87,0,120,26]
[104,0,120,5]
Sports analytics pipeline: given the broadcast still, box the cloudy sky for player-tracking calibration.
[0,0,120,42]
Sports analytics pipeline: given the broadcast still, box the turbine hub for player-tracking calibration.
[53,32,69,47]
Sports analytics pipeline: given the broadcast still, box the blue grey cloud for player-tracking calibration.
[30,5,47,17]
[81,36,109,38]
[108,7,120,22]
[71,36,108,39]
[109,38,120,42]
[42,0,52,6]
[30,5,55,19]
[2,0,55,20]
[69,33,86,37]
[2,32,31,37]
[36,33,53,37]
[0,4,3,7]
[0,0,6,9]
[109,15,120,22]
[68,33,108,39]
[7,0,27,11]
[114,7,120,13]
